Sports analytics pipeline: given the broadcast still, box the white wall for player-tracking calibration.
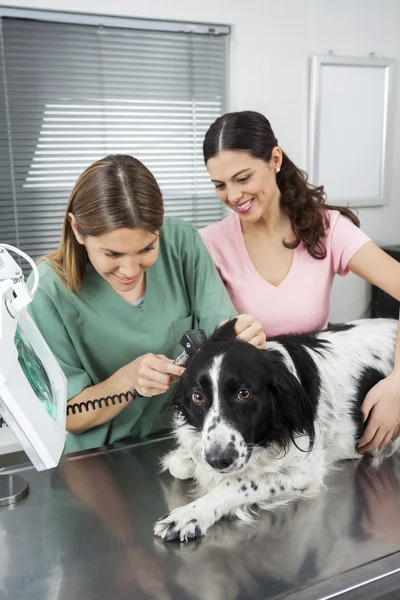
[3,0,400,322]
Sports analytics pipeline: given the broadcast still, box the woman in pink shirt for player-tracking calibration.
[200,110,400,454]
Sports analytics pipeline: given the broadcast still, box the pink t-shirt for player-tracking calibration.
[200,210,370,337]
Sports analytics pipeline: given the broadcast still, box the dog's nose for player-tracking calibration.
[205,447,235,471]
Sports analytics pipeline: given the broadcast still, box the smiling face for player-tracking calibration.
[69,214,159,300]
[206,149,282,223]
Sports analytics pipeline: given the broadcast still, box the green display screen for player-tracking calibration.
[14,326,56,420]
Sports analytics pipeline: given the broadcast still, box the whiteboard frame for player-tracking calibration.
[308,54,393,207]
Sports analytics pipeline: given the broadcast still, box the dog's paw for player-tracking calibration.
[154,503,213,542]
[165,448,195,480]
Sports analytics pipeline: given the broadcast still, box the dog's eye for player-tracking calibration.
[237,389,251,401]
[192,392,205,405]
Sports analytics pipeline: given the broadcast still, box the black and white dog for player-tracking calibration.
[154,318,400,542]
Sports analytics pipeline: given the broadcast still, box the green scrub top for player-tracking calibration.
[27,217,236,453]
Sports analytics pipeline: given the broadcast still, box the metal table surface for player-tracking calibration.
[1,436,400,600]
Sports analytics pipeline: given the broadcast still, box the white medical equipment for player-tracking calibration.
[0,244,66,505]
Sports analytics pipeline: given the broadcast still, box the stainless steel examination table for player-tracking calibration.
[1,435,400,600]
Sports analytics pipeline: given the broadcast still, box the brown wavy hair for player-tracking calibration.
[203,111,359,259]
[42,154,164,291]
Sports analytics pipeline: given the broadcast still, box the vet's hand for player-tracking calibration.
[358,372,400,453]
[221,314,266,349]
[126,354,185,397]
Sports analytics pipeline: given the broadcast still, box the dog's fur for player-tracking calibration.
[154,318,400,542]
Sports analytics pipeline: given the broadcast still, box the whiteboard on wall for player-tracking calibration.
[308,55,393,207]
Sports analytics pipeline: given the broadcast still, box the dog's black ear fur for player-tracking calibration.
[209,318,237,344]
[165,368,188,411]
[259,352,316,451]
[274,371,316,450]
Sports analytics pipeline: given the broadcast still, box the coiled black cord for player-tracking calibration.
[66,390,139,416]
[0,391,140,428]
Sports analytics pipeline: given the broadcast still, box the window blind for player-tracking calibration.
[0,13,228,261]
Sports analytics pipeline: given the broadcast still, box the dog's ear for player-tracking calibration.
[259,352,316,451]
[209,318,237,343]
[275,371,316,448]
[165,370,190,418]
[166,374,185,411]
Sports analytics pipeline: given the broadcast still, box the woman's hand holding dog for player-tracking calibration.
[221,314,266,349]
[359,371,400,452]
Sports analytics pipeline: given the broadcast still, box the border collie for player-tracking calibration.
[154,318,400,542]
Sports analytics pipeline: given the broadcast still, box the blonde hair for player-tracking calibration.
[42,155,164,291]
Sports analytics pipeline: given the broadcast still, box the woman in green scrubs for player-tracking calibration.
[28,154,265,453]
